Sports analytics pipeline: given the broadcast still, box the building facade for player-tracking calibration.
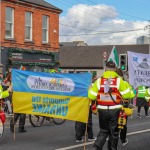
[59,44,149,78]
[0,0,62,72]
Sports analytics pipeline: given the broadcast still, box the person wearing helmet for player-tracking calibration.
[88,61,135,150]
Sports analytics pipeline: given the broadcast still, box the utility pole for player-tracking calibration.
[144,21,150,54]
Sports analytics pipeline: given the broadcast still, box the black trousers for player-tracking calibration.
[137,106,149,115]
[10,113,26,130]
[75,108,93,140]
[94,108,121,150]
[107,116,128,147]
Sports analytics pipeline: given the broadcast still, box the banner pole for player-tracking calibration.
[83,122,88,150]
[83,100,90,150]
[13,114,16,142]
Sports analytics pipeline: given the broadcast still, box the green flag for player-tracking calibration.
[107,46,119,67]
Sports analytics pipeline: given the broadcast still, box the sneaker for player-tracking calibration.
[9,113,13,116]
[122,139,128,146]
[146,114,150,117]
[76,139,83,143]
[137,114,141,118]
[18,129,27,133]
[88,137,97,141]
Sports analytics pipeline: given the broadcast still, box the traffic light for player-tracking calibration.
[119,54,127,71]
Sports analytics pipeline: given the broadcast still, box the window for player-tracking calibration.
[5,7,14,38]
[25,11,32,40]
[42,15,49,43]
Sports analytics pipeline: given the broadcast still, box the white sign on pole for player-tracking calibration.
[128,51,150,88]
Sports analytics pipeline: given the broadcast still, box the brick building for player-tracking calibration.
[0,0,62,73]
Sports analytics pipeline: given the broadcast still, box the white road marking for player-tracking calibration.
[55,129,150,150]
[55,141,94,150]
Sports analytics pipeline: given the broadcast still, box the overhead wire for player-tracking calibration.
[60,28,143,36]
[85,0,149,21]
[54,0,134,31]
[75,0,147,29]
[48,0,146,37]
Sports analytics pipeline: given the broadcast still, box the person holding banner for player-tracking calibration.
[75,106,96,142]
[88,61,135,150]
[10,66,27,133]
[10,113,27,133]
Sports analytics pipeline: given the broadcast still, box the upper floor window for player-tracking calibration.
[5,7,14,38]
[42,15,49,43]
[25,11,32,41]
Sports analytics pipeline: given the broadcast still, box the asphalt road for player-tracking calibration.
[1,108,150,150]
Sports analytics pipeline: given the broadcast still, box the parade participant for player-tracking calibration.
[10,113,27,132]
[144,87,150,114]
[10,66,27,133]
[116,68,134,146]
[49,67,62,73]
[0,68,12,102]
[136,85,149,118]
[2,80,13,116]
[0,80,12,99]
[88,61,135,150]
[0,73,12,124]
[75,106,96,142]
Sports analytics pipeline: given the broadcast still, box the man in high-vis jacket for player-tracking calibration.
[136,86,149,118]
[88,61,135,150]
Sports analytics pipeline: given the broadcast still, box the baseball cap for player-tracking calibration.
[105,61,116,68]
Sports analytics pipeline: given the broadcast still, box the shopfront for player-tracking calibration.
[1,47,59,73]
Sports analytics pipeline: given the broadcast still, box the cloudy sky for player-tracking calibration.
[46,0,150,45]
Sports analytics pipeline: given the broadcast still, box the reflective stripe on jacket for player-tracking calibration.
[137,86,146,98]
[145,88,150,101]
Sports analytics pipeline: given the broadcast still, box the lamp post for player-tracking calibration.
[144,21,150,53]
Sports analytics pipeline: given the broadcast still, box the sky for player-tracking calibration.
[45,0,150,45]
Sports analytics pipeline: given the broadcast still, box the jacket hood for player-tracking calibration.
[102,71,119,78]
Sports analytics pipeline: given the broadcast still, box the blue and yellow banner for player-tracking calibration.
[12,69,92,123]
